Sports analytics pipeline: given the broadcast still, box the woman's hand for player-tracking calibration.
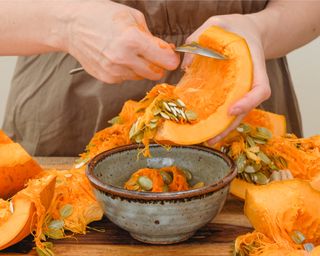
[65,1,179,84]
[182,14,271,145]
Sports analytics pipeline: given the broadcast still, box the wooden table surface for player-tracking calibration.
[1,157,253,256]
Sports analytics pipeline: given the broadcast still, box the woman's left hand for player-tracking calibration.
[182,14,271,145]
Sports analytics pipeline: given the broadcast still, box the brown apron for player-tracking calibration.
[3,0,302,156]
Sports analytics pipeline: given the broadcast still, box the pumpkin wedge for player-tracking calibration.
[0,131,43,199]
[0,174,56,250]
[244,180,320,246]
[154,26,253,144]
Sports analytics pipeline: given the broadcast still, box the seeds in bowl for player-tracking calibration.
[124,166,204,192]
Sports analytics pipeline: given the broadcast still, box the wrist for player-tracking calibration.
[245,8,281,59]
[43,2,75,53]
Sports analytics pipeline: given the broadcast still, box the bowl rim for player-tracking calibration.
[86,144,237,200]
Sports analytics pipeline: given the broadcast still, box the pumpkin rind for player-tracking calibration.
[155,26,253,144]
[0,174,56,250]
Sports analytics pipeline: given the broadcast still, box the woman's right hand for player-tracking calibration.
[65,1,179,84]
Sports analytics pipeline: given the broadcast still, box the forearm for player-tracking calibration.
[0,1,70,56]
[248,0,320,59]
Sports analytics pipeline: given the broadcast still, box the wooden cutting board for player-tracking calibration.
[0,157,252,256]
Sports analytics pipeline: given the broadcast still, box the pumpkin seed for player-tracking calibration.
[256,127,272,139]
[48,219,64,230]
[251,172,269,185]
[46,228,65,240]
[149,121,158,130]
[245,150,259,162]
[243,172,252,183]
[290,230,306,244]
[303,243,314,252]
[270,171,281,181]
[269,160,278,170]
[108,116,121,125]
[160,171,173,185]
[185,110,198,121]
[177,99,186,108]
[162,184,169,192]
[257,152,271,165]
[137,176,153,191]
[252,162,262,171]
[237,124,252,133]
[170,106,178,116]
[131,184,140,191]
[9,201,14,213]
[180,110,187,120]
[244,165,256,174]
[168,102,177,107]
[74,157,89,169]
[279,156,288,168]
[134,132,144,143]
[163,102,171,112]
[252,127,272,141]
[160,111,170,120]
[246,136,256,147]
[36,247,55,256]
[236,153,246,173]
[253,138,267,145]
[248,146,260,153]
[129,121,138,139]
[59,204,73,219]
[192,182,205,189]
[181,169,193,180]
[152,106,161,115]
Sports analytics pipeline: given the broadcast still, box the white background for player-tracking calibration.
[0,37,319,137]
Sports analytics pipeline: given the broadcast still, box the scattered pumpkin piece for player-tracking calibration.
[0,130,43,199]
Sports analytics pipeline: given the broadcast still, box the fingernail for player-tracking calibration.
[230,107,242,116]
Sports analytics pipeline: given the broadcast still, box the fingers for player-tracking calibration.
[207,113,246,146]
[230,44,271,115]
[136,33,180,71]
[129,55,166,81]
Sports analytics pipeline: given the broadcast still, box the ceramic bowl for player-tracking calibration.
[86,144,236,244]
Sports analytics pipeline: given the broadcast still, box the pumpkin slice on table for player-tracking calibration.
[0,130,43,199]
[234,180,320,255]
[154,26,253,144]
[0,174,56,250]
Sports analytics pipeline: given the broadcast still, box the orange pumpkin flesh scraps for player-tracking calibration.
[0,131,43,199]
[0,174,56,250]
[124,166,190,192]
[155,26,253,144]
[214,109,287,200]
[234,180,320,256]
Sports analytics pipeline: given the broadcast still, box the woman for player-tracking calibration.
[1,0,319,156]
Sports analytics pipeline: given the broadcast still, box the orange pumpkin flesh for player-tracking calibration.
[155,26,253,144]
[0,174,56,250]
[0,143,43,199]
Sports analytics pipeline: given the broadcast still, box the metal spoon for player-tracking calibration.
[69,42,227,75]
